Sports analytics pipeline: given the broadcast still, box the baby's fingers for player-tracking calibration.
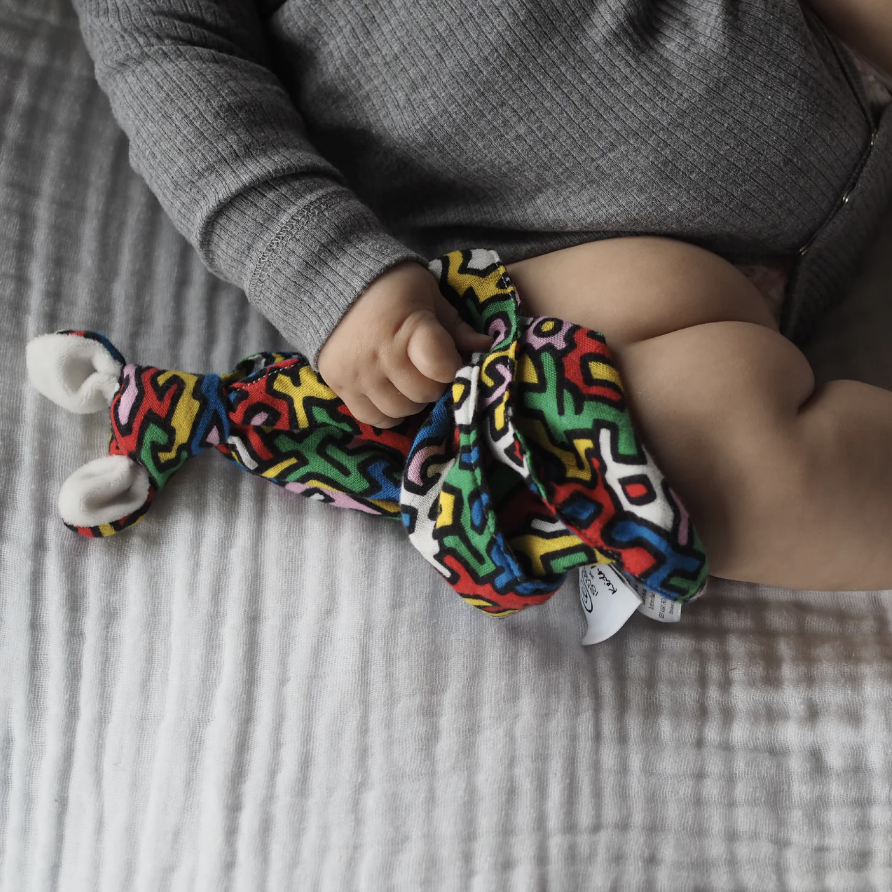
[368,378,428,421]
[405,311,463,384]
[388,358,449,405]
[433,293,493,353]
[340,391,401,429]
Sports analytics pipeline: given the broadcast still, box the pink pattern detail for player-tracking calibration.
[405,444,447,487]
[283,481,381,514]
[669,487,690,548]
[480,356,511,408]
[521,317,573,351]
[116,365,138,425]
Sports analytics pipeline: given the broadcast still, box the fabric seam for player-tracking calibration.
[244,191,337,309]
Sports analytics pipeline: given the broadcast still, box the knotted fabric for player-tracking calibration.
[37,249,708,615]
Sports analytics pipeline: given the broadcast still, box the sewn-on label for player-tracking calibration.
[579,565,684,644]
[624,574,683,624]
[579,565,643,645]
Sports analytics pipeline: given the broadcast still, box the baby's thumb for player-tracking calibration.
[406,311,465,384]
[436,303,493,353]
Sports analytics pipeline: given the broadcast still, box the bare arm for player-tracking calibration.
[802,0,892,77]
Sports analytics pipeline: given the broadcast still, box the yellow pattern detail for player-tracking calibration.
[441,250,513,307]
[511,532,589,575]
[461,597,495,608]
[480,343,516,433]
[262,458,299,478]
[272,365,337,429]
[518,353,538,385]
[98,523,115,537]
[480,342,515,388]
[156,371,200,462]
[492,393,508,434]
[366,499,400,515]
[521,419,596,482]
[436,490,456,529]
[588,360,620,385]
[367,499,399,514]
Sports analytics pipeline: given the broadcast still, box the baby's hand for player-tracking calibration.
[317,261,492,428]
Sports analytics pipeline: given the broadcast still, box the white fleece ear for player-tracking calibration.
[26,333,122,414]
[58,455,150,527]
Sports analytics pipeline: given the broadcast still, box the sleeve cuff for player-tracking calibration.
[242,187,428,367]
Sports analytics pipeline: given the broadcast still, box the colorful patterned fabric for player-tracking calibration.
[50,248,708,615]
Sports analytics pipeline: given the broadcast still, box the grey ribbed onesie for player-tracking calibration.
[70,0,892,365]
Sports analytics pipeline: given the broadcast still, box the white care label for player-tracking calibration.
[579,565,683,645]
[630,580,682,624]
[579,564,643,645]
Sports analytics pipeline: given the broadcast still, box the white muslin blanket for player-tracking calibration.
[2,2,892,889]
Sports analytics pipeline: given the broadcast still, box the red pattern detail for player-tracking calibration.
[624,481,649,500]
[111,367,178,457]
[441,553,554,614]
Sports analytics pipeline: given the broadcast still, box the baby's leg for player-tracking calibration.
[506,237,892,591]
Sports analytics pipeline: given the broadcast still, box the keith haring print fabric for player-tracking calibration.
[42,248,708,615]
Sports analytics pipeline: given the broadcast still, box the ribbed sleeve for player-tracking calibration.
[69,0,882,364]
[69,0,427,364]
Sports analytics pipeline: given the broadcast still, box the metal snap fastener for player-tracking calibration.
[871,130,879,147]
[842,190,852,204]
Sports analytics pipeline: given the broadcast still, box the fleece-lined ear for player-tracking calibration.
[58,455,151,528]
[27,332,122,413]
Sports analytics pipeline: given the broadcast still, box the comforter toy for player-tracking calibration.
[26,249,708,615]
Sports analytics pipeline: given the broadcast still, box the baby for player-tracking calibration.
[71,0,892,592]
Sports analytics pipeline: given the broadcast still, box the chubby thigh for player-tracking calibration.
[505,235,821,582]
[504,235,779,346]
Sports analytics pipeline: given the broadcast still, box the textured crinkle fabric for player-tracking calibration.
[36,249,707,614]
